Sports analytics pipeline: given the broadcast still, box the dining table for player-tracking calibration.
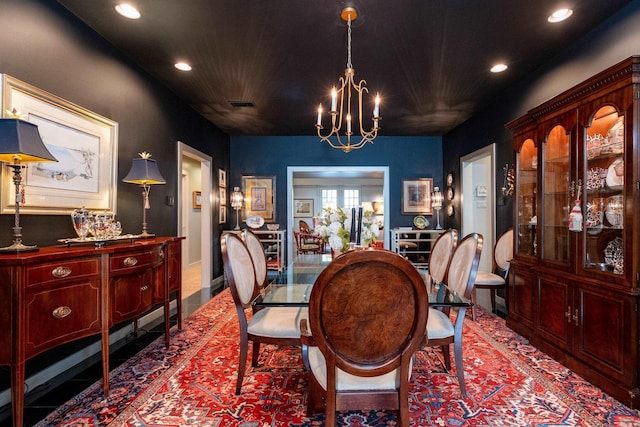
[253,252,473,309]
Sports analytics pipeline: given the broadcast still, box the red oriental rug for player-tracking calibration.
[38,289,640,426]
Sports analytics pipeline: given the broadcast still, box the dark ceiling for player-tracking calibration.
[57,0,632,137]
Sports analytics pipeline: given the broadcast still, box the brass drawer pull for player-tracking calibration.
[124,257,138,266]
[52,306,72,319]
[140,285,149,291]
[52,266,72,278]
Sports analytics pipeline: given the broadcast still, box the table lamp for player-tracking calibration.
[432,186,443,230]
[230,186,244,230]
[123,152,166,237]
[0,119,58,252]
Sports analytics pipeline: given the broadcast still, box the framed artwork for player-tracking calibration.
[218,168,226,188]
[219,205,227,223]
[241,175,275,222]
[401,178,433,215]
[219,187,226,205]
[1,74,118,214]
[193,191,202,209]
[294,198,314,217]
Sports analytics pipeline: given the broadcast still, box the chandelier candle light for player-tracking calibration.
[315,7,381,152]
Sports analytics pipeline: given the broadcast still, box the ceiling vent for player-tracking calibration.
[229,101,255,108]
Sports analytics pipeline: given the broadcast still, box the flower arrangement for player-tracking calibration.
[314,206,379,253]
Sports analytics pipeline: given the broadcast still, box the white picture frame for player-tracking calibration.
[1,75,118,214]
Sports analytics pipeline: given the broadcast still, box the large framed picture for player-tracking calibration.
[1,75,118,214]
[401,178,433,215]
[241,175,275,222]
[294,198,314,217]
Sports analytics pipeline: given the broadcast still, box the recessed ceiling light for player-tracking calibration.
[490,63,508,73]
[175,62,192,71]
[548,8,573,23]
[115,3,141,19]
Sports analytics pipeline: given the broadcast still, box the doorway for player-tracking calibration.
[286,166,389,263]
[177,142,213,293]
[461,144,495,310]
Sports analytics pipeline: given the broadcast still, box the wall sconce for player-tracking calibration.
[501,164,515,196]
[123,152,166,237]
[0,119,58,252]
[230,186,244,230]
[432,186,443,230]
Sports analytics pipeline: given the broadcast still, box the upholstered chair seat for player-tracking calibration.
[248,307,308,338]
[307,347,413,391]
[425,308,455,339]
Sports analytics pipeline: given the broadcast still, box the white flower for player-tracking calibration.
[328,235,344,253]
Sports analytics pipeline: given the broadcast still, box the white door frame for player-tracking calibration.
[177,142,213,289]
[460,143,495,273]
[286,166,389,264]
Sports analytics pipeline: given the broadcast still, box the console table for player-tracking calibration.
[0,236,183,427]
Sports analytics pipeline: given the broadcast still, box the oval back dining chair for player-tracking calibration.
[471,228,513,320]
[425,232,483,398]
[427,228,459,285]
[301,248,428,427]
[241,228,268,289]
[222,233,304,394]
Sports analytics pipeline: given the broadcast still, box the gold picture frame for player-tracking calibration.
[241,175,275,222]
[294,199,314,217]
[1,74,118,214]
[401,178,433,215]
[193,191,202,209]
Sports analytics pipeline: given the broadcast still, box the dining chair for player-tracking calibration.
[424,232,483,398]
[301,248,428,427]
[471,228,513,320]
[299,220,312,233]
[221,233,305,394]
[240,228,268,289]
[427,229,458,286]
[294,230,325,254]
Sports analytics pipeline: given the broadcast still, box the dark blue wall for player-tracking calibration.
[230,135,442,229]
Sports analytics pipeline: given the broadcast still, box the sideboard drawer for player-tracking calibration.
[25,281,101,356]
[26,257,100,288]
[110,248,162,275]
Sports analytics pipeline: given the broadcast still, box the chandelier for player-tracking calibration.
[315,7,381,153]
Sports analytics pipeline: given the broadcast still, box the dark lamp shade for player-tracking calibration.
[0,119,57,163]
[122,157,166,185]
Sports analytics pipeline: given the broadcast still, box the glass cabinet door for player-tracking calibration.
[516,138,537,257]
[541,125,571,266]
[583,105,624,275]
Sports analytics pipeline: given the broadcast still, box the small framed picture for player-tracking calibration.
[193,191,202,209]
[219,205,227,223]
[219,187,227,205]
[218,168,226,188]
[476,185,488,197]
[294,199,314,217]
[401,178,433,215]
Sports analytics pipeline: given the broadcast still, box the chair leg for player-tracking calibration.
[471,288,478,321]
[236,335,248,395]
[440,344,451,370]
[251,341,261,367]
[489,289,496,313]
[454,335,467,398]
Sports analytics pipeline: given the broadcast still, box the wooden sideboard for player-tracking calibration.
[0,236,183,427]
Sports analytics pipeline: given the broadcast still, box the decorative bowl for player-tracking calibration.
[266,224,280,231]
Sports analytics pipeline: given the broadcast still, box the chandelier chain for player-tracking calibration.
[347,15,352,69]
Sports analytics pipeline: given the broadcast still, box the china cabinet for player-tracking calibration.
[0,237,183,427]
[506,56,639,408]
